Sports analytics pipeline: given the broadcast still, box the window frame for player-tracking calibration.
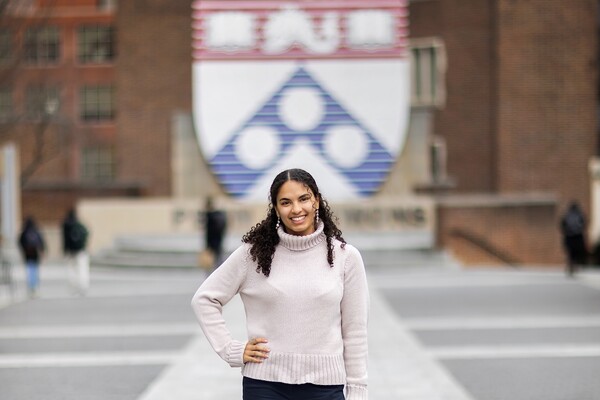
[81,146,116,182]
[409,38,447,108]
[0,87,13,122]
[77,25,115,64]
[79,85,115,122]
[23,25,61,65]
[0,28,13,65]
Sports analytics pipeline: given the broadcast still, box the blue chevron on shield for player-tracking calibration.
[192,0,410,200]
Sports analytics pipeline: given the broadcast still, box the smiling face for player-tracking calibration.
[275,180,320,236]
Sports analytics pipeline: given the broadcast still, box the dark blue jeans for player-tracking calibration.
[243,377,345,400]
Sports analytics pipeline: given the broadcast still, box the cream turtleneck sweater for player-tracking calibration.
[191,222,369,400]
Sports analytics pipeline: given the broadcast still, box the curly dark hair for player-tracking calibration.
[242,169,346,277]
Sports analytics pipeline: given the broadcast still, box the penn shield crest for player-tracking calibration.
[192,0,410,200]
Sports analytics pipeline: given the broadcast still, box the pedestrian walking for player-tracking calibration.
[560,201,588,276]
[18,217,45,298]
[62,208,90,295]
[201,196,227,270]
[191,168,369,400]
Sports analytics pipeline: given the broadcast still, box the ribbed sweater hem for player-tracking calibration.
[242,352,346,385]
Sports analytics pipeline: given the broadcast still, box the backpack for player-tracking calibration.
[23,230,39,247]
[22,229,41,258]
[69,221,89,251]
[563,211,584,237]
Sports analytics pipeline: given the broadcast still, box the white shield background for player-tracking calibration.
[193,3,410,201]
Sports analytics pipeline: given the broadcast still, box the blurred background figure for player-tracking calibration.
[62,208,90,295]
[560,201,588,277]
[18,217,45,298]
[202,197,227,270]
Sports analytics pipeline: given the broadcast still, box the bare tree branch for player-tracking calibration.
[1,0,70,184]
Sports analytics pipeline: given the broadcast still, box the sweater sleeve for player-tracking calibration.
[191,245,249,368]
[341,245,369,400]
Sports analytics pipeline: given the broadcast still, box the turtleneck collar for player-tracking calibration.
[277,221,325,251]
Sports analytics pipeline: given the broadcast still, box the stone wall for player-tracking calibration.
[78,196,435,253]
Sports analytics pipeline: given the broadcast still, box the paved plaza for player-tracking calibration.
[1,250,600,400]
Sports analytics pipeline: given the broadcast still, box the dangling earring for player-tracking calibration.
[315,209,320,226]
[275,218,281,230]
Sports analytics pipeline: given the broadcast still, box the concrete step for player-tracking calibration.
[361,249,458,269]
[92,248,455,270]
[92,233,449,269]
[91,249,200,269]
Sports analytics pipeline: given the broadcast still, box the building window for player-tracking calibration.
[80,85,114,121]
[410,38,446,108]
[81,146,115,181]
[98,0,117,10]
[0,29,12,64]
[78,25,115,63]
[0,88,13,121]
[23,26,60,64]
[25,85,60,120]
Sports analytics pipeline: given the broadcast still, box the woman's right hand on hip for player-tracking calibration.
[243,337,270,363]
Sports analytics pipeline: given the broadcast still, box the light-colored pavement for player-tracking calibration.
[3,258,600,400]
[135,264,600,400]
[136,276,475,400]
[1,259,475,400]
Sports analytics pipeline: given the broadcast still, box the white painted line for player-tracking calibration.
[39,288,196,300]
[404,315,600,330]
[370,276,574,289]
[0,324,199,339]
[579,274,600,291]
[430,344,600,360]
[0,351,179,368]
[91,275,205,283]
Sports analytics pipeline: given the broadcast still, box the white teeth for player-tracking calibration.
[292,216,305,221]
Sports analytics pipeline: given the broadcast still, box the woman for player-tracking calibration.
[191,169,369,400]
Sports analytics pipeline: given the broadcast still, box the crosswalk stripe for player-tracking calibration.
[0,324,199,339]
[430,344,600,360]
[0,351,180,368]
[404,315,600,330]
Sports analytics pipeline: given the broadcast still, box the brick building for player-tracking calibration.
[0,0,132,226]
[411,0,598,264]
[1,0,598,264]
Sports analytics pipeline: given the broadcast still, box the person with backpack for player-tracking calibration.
[202,197,227,271]
[560,201,588,276]
[62,208,90,295]
[18,217,45,298]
